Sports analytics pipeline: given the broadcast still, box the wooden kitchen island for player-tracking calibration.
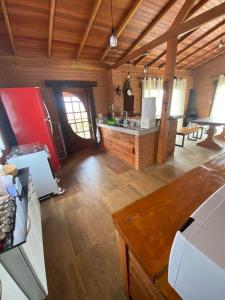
[98,118,177,171]
[112,152,225,300]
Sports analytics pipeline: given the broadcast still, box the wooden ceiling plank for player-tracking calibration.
[1,0,16,55]
[112,1,225,68]
[191,48,225,70]
[170,0,197,29]
[119,0,177,61]
[77,0,103,60]
[139,0,208,67]
[146,29,196,67]
[100,0,144,61]
[48,0,56,57]
[180,44,219,69]
[176,32,224,66]
[158,18,225,68]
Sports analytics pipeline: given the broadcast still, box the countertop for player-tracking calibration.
[112,152,225,292]
[97,123,159,136]
[0,168,29,254]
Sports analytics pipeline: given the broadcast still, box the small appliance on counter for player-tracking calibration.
[7,143,65,199]
[168,184,225,300]
[141,97,156,129]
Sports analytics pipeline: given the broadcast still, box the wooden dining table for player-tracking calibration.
[194,117,225,150]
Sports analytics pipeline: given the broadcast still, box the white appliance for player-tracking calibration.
[168,184,225,300]
[7,143,63,199]
[141,97,156,129]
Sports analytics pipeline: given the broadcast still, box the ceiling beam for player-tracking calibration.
[180,44,219,69]
[48,0,56,57]
[145,0,208,67]
[1,0,16,55]
[176,32,224,66]
[191,48,225,70]
[146,29,196,67]
[77,0,103,60]
[112,1,225,68]
[100,0,144,61]
[170,0,197,29]
[159,18,225,68]
[118,0,177,63]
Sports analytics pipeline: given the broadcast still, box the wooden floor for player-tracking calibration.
[41,136,225,300]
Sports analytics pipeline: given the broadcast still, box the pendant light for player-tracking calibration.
[109,0,117,48]
[219,23,225,49]
[126,63,133,96]
[143,52,149,75]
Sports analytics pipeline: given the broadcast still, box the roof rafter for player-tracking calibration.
[112,1,225,68]
[176,32,224,66]
[1,0,16,55]
[100,0,144,61]
[159,18,225,68]
[48,0,56,57]
[77,0,103,60]
[192,48,225,70]
[180,44,219,69]
[118,0,177,63]
[145,0,208,67]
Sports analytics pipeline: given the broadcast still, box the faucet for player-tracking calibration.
[122,111,128,126]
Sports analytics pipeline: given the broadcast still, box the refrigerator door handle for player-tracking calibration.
[43,102,53,135]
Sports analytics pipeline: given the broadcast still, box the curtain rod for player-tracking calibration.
[137,76,184,80]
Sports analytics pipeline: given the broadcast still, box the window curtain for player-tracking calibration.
[142,77,187,127]
[210,74,225,119]
[142,77,163,117]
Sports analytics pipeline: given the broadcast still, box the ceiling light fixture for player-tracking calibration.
[143,52,148,75]
[109,0,117,48]
[219,23,225,49]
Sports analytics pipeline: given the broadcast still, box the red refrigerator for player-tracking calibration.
[0,87,60,171]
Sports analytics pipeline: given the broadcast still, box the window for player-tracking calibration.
[210,75,225,119]
[142,77,187,127]
[63,93,91,139]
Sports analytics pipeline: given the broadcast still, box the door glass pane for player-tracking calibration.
[62,92,91,140]
[65,103,73,113]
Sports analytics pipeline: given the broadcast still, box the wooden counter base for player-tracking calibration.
[113,152,225,300]
[99,127,159,170]
[99,119,177,171]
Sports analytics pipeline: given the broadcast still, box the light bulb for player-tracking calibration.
[219,39,223,49]
[110,33,117,48]
[143,65,148,74]
[127,72,131,80]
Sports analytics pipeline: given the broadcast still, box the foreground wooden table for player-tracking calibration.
[112,152,225,300]
[194,117,225,150]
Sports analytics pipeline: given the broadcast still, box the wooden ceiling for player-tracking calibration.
[0,0,225,70]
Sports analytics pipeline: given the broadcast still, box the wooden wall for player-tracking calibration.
[0,56,111,116]
[108,65,193,114]
[192,52,225,118]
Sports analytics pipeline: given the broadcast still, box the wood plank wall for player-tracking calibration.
[0,56,111,116]
[109,65,193,114]
[192,52,225,118]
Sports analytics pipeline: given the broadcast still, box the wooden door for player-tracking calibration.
[55,88,95,155]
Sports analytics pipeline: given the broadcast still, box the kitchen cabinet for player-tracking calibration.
[0,172,48,300]
[0,263,28,300]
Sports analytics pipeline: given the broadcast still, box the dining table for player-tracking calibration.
[193,117,225,150]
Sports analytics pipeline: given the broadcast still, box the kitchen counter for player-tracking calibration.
[98,118,178,170]
[97,123,159,136]
[0,168,29,254]
[112,152,225,300]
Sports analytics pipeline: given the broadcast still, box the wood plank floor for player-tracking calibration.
[41,136,225,300]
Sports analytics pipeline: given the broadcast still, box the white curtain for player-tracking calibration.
[142,77,187,127]
[142,77,163,117]
[210,75,225,119]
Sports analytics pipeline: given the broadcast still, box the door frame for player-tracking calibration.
[45,80,98,154]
